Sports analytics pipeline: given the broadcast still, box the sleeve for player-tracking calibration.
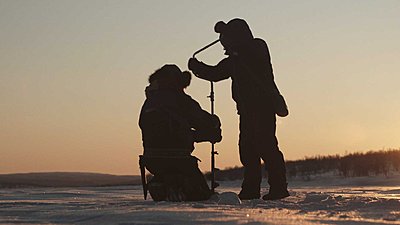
[192,57,233,82]
[180,94,222,143]
[182,94,214,128]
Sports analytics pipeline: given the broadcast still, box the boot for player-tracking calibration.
[262,183,289,200]
[147,180,167,201]
[238,189,260,200]
[238,171,261,200]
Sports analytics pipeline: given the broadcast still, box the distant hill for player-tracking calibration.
[4,149,399,188]
[0,172,141,188]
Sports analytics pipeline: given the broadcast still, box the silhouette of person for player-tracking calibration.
[188,18,289,200]
[139,64,222,201]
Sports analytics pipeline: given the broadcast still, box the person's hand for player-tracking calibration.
[211,115,221,128]
[188,57,201,73]
[211,127,222,144]
[193,127,222,144]
[210,115,222,143]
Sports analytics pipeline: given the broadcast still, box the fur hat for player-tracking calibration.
[148,64,191,89]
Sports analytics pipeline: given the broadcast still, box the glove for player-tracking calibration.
[211,127,222,144]
[193,128,222,144]
[192,114,222,143]
[188,58,202,73]
[210,114,221,128]
[211,115,222,143]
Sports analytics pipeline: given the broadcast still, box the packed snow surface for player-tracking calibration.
[1,177,399,225]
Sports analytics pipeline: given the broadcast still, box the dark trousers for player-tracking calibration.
[239,110,287,194]
[145,156,211,201]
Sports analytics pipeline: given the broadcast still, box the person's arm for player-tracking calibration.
[180,94,222,143]
[188,57,233,82]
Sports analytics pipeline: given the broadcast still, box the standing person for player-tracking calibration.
[139,64,222,201]
[188,18,289,200]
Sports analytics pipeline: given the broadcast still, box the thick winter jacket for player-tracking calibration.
[139,82,221,156]
[190,38,276,115]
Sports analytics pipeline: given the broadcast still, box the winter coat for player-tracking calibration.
[139,82,221,156]
[190,38,276,115]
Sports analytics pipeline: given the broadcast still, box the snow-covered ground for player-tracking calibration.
[0,176,399,225]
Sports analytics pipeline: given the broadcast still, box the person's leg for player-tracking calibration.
[238,113,262,199]
[181,157,212,201]
[255,112,289,200]
[263,149,289,200]
[145,158,168,201]
[264,144,287,189]
[146,157,211,201]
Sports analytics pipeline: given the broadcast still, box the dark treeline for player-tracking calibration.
[209,149,400,181]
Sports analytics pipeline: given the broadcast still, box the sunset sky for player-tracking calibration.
[1,0,399,175]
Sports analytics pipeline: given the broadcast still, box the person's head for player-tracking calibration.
[148,64,191,90]
[214,18,254,52]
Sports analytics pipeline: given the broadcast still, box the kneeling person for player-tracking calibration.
[139,64,222,201]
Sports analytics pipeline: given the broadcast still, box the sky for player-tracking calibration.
[1,0,399,175]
